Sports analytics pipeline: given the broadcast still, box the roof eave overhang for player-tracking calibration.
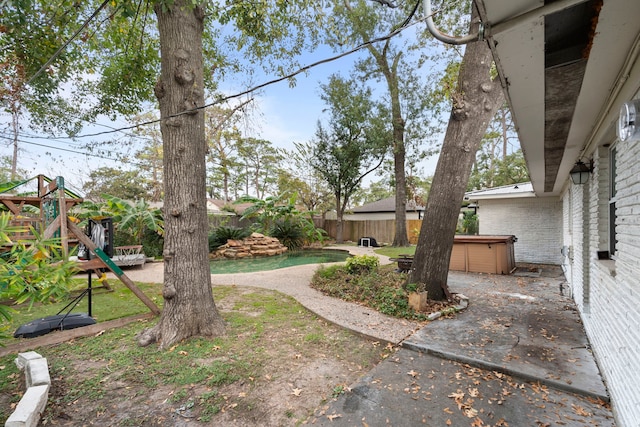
[478,0,640,196]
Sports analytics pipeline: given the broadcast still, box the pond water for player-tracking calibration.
[209,249,351,274]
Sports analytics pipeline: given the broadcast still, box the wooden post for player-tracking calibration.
[57,177,69,257]
[37,175,45,232]
[42,216,62,240]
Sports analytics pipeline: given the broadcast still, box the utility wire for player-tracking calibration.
[73,11,427,139]
[0,110,158,143]
[4,136,141,165]
[0,130,87,148]
[26,0,111,86]
[0,130,142,158]
[12,1,425,143]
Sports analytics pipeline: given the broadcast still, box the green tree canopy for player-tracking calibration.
[236,137,284,199]
[468,105,529,190]
[322,0,450,246]
[309,75,388,242]
[82,167,149,202]
[278,141,334,221]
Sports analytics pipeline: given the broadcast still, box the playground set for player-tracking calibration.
[0,175,160,338]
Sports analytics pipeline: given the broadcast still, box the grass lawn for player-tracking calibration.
[374,245,416,258]
[0,281,390,425]
[1,278,162,342]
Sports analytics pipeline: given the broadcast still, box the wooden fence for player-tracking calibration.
[210,214,424,245]
[316,219,424,245]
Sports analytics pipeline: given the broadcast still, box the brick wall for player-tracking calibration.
[477,198,563,264]
[563,128,640,427]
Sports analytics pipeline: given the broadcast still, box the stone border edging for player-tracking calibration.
[5,351,50,427]
[425,293,470,320]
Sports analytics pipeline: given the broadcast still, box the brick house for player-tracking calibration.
[472,0,640,424]
[464,183,563,265]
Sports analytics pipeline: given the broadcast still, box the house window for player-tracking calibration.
[609,145,618,257]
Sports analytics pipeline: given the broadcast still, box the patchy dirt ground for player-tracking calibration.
[1,287,396,426]
[40,358,366,427]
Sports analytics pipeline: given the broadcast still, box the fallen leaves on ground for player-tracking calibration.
[572,404,592,417]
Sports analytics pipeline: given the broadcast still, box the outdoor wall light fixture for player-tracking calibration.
[617,99,640,142]
[570,160,593,185]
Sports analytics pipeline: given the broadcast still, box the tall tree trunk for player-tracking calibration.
[409,4,504,300]
[223,173,229,201]
[335,192,344,243]
[370,44,410,247]
[389,65,408,247]
[392,120,409,247]
[138,0,225,348]
[500,107,508,158]
[151,144,163,202]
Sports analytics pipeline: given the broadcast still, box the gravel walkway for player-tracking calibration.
[119,245,422,344]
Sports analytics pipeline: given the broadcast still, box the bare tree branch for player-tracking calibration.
[369,0,398,7]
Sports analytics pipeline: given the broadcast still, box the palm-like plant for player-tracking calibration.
[238,193,298,234]
[208,226,250,251]
[102,195,164,245]
[0,213,78,337]
[75,195,164,246]
[270,218,304,250]
[238,193,326,247]
[73,199,112,220]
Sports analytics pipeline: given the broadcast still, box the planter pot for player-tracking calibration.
[408,291,428,312]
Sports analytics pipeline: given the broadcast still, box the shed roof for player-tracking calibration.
[353,196,425,213]
[207,199,253,215]
[464,182,535,201]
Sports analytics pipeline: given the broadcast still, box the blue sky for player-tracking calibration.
[0,40,441,194]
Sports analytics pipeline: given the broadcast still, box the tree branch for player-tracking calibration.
[369,0,398,8]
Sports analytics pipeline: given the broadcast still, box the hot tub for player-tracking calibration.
[449,235,517,275]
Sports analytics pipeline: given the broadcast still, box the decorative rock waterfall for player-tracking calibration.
[212,233,288,259]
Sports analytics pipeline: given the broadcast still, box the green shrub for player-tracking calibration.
[460,210,478,235]
[270,219,304,250]
[141,228,164,258]
[315,264,343,280]
[405,283,418,292]
[374,287,411,317]
[208,226,250,252]
[309,264,427,321]
[345,255,379,274]
[299,218,328,245]
[0,213,79,337]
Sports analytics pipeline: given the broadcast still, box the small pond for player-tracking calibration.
[209,249,351,274]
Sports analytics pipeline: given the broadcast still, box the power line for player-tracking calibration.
[3,136,142,165]
[0,131,138,161]
[0,130,87,149]
[11,2,424,143]
[72,12,425,139]
[26,0,111,86]
[0,114,157,144]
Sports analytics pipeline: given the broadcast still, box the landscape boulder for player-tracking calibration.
[212,233,288,259]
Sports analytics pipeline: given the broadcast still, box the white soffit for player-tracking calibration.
[490,15,545,193]
[560,0,640,193]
